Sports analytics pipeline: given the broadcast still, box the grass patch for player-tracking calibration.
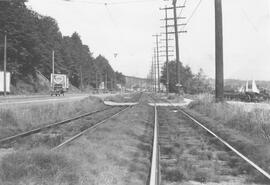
[0,148,79,185]
[188,94,270,142]
[163,167,187,182]
[0,96,105,139]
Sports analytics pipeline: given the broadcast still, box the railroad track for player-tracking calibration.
[52,105,131,150]
[147,94,270,185]
[148,104,160,185]
[0,93,143,150]
[0,106,130,149]
[0,106,113,144]
[51,92,143,150]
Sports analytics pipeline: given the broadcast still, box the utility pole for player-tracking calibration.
[215,0,224,102]
[52,50,55,75]
[105,72,108,90]
[173,0,180,94]
[161,6,170,94]
[153,34,161,92]
[165,7,169,94]
[3,34,7,96]
[80,65,83,91]
[151,56,155,92]
[95,71,98,90]
[153,48,157,93]
[160,2,186,94]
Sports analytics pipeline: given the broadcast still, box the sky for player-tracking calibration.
[26,0,270,80]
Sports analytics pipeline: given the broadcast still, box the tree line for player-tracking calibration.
[0,0,125,90]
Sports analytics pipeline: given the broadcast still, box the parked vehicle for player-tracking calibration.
[50,74,69,96]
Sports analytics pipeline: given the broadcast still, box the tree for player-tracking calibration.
[160,61,212,94]
[0,1,122,91]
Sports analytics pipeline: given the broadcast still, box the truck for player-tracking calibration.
[50,74,69,96]
[0,71,11,94]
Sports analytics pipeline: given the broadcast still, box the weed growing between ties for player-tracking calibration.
[159,107,270,185]
[0,96,105,139]
[0,148,80,185]
[159,108,223,184]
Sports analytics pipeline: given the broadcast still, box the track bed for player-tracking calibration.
[158,106,266,185]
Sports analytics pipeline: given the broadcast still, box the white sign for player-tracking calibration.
[0,71,11,93]
[50,74,68,89]
[99,82,105,89]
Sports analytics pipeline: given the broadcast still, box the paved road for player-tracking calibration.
[0,94,89,106]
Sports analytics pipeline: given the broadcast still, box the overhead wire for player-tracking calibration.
[105,2,139,57]
[182,0,203,30]
[63,0,157,5]
[241,8,258,32]
[105,0,157,5]
[178,0,187,17]
[63,0,105,5]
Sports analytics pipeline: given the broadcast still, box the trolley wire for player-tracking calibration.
[178,0,187,17]
[181,0,203,30]
[63,0,157,5]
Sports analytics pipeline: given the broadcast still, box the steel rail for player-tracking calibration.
[0,106,114,145]
[148,104,160,185]
[148,93,270,180]
[52,105,132,150]
[179,108,270,180]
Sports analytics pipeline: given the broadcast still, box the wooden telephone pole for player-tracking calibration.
[173,0,180,94]
[215,0,224,102]
[153,34,161,92]
[153,48,157,93]
[52,50,55,75]
[3,34,7,96]
[163,6,170,94]
[160,1,186,94]
[151,57,155,92]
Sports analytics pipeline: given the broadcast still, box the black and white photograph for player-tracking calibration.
[0,0,270,184]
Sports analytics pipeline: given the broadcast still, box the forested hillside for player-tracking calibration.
[0,0,124,92]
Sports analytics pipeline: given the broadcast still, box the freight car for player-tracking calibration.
[50,74,69,96]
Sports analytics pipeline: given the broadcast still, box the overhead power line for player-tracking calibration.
[183,0,203,29]
[63,0,157,5]
[178,0,187,17]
